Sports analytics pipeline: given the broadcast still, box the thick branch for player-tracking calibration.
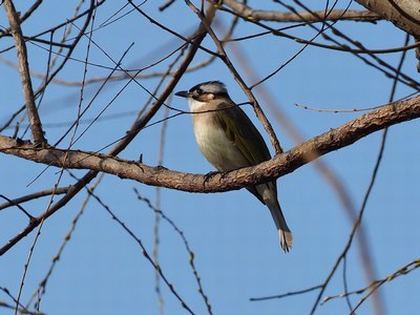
[219,0,381,22]
[1,95,419,193]
[3,0,47,145]
[355,0,420,37]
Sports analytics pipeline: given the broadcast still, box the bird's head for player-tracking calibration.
[175,81,229,102]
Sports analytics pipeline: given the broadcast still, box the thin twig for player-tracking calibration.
[153,106,170,315]
[133,188,213,314]
[26,175,104,310]
[159,0,177,11]
[0,195,34,220]
[0,187,69,211]
[14,217,45,315]
[88,188,195,314]
[285,0,419,90]
[342,255,353,311]
[321,258,420,311]
[0,286,31,314]
[0,299,43,315]
[250,284,322,301]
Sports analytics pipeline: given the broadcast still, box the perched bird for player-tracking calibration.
[175,81,292,252]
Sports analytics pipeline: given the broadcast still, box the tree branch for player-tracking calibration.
[3,0,47,145]
[1,95,419,193]
[0,187,69,211]
[218,0,382,23]
[355,0,420,37]
[325,258,420,314]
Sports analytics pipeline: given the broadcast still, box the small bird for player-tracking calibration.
[175,81,292,252]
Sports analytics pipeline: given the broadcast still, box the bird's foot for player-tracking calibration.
[203,170,219,184]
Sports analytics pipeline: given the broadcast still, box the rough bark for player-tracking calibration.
[355,0,420,37]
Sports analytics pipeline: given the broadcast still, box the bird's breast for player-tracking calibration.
[192,113,247,171]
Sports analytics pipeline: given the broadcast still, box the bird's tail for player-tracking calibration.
[265,198,293,252]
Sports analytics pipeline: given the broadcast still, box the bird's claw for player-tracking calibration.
[203,170,219,183]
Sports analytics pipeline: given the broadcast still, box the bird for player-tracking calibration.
[175,81,292,252]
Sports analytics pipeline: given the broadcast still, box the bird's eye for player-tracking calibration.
[191,88,203,99]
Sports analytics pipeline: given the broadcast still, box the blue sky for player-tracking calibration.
[0,1,419,314]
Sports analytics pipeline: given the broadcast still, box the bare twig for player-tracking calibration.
[159,0,177,11]
[26,175,104,311]
[88,188,195,314]
[0,0,43,40]
[293,102,384,113]
[342,256,354,311]
[133,189,213,314]
[0,195,34,220]
[250,284,322,301]
[128,0,220,57]
[249,0,344,89]
[0,299,41,315]
[218,0,419,90]
[224,29,420,55]
[0,187,69,211]
[354,259,420,313]
[321,258,420,313]
[0,287,26,312]
[282,0,419,90]
[19,0,43,24]
[153,106,170,315]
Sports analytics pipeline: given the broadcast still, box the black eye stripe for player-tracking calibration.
[189,88,204,97]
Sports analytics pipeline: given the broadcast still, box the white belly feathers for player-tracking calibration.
[192,114,248,171]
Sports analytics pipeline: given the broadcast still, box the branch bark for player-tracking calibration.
[3,0,47,145]
[1,95,419,193]
[219,0,382,22]
[0,187,69,211]
[355,0,420,37]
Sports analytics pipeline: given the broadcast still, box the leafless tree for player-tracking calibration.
[0,1,419,314]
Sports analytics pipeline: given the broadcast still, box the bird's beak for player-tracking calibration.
[175,90,189,98]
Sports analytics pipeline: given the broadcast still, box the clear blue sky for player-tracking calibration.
[1,1,419,314]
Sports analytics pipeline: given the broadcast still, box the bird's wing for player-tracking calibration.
[213,104,271,165]
[213,104,274,203]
